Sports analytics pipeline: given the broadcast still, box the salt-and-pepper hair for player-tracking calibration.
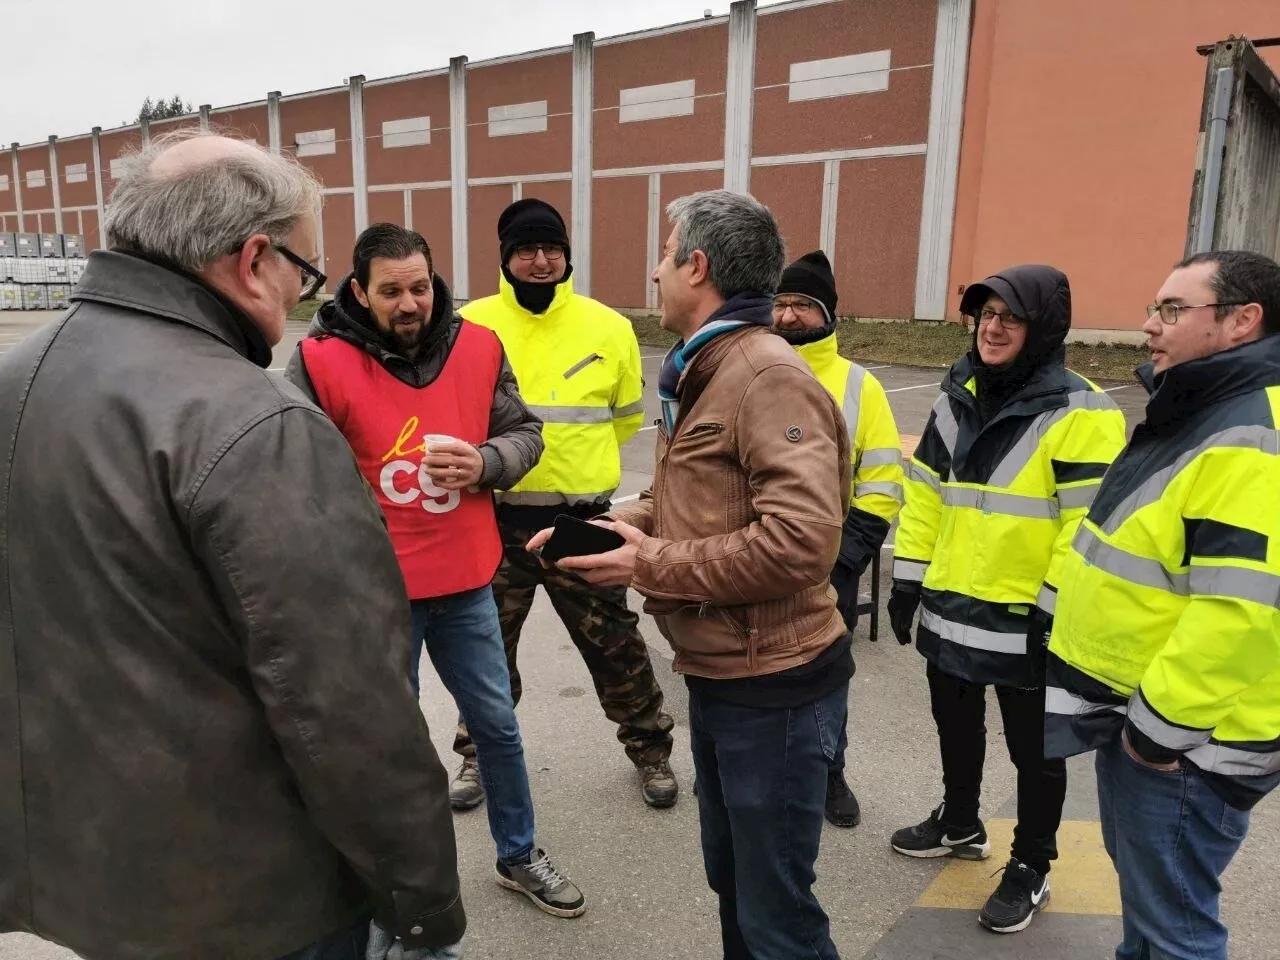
[666,189,786,299]
[104,131,321,273]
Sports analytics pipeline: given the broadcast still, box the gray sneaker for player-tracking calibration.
[638,760,679,808]
[448,759,484,811]
[495,848,586,918]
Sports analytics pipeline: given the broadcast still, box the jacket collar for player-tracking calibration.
[675,294,775,398]
[496,271,576,318]
[794,331,840,374]
[1140,335,1280,427]
[943,347,1070,423]
[70,250,272,367]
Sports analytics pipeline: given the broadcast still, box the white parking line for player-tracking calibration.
[863,364,890,371]
[614,493,642,503]
[1104,383,1135,393]
[640,352,668,360]
[637,425,657,433]
[884,382,939,394]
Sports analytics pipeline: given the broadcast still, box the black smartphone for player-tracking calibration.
[537,514,626,564]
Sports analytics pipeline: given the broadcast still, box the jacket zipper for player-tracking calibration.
[563,353,604,379]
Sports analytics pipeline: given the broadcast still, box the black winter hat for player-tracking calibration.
[777,250,838,321]
[498,198,571,264]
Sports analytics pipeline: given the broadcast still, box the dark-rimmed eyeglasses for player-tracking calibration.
[276,244,326,300]
[977,306,1025,328]
[514,243,565,261]
[772,297,815,316]
[1145,301,1245,326]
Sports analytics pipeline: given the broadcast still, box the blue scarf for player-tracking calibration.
[658,293,773,434]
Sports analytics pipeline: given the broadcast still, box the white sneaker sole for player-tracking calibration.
[979,887,1051,934]
[495,871,588,919]
[891,839,991,861]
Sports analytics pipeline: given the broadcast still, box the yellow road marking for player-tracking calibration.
[915,819,1121,916]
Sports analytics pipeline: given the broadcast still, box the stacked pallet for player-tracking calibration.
[0,232,88,311]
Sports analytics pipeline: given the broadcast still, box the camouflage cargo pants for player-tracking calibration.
[453,514,675,767]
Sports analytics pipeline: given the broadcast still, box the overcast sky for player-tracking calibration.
[2,0,792,146]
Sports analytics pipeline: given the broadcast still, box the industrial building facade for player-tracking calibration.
[0,0,963,325]
[2,0,1277,332]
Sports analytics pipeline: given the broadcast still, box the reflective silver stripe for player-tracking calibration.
[496,490,615,506]
[921,608,1026,655]
[1037,583,1057,616]
[1186,741,1280,777]
[1190,565,1280,609]
[986,388,1119,488]
[893,558,928,583]
[1074,526,1189,594]
[1128,689,1210,752]
[931,394,959,456]
[859,447,903,468]
[855,481,904,501]
[1101,425,1280,534]
[611,399,646,419]
[841,364,867,447]
[527,404,613,424]
[1056,482,1101,510]
[941,487,1060,519]
[907,461,941,492]
[1045,685,1127,719]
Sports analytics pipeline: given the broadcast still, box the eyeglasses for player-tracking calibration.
[1145,301,1245,325]
[977,306,1026,328]
[514,243,565,261]
[772,298,815,316]
[275,244,327,300]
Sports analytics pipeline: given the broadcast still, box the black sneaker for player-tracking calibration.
[890,803,991,860]
[979,858,1050,933]
[825,772,861,828]
[495,847,586,918]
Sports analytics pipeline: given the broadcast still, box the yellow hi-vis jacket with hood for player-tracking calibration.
[793,331,903,628]
[893,265,1126,688]
[462,273,645,508]
[1046,334,1280,810]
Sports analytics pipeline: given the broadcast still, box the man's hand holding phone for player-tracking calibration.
[526,515,646,587]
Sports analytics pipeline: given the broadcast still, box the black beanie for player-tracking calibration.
[498,198,571,264]
[777,250,838,322]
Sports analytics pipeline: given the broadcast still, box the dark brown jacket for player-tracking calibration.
[612,322,850,679]
[0,252,464,960]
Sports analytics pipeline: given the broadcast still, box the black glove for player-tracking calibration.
[1027,607,1053,649]
[830,560,863,635]
[887,581,921,645]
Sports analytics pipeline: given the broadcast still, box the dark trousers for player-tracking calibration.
[927,660,1067,875]
[453,513,674,766]
[277,920,369,960]
[690,682,847,960]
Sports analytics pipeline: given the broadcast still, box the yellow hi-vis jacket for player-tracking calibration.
[461,274,645,507]
[893,354,1125,687]
[794,333,903,523]
[1046,336,1280,810]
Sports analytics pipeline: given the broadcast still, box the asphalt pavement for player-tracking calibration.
[0,310,1273,960]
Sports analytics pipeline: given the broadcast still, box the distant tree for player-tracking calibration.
[133,95,193,124]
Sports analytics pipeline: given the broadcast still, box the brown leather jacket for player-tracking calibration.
[612,323,850,679]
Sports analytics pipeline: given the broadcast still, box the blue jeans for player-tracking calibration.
[1096,736,1251,960]
[410,587,536,863]
[277,919,369,960]
[689,681,847,960]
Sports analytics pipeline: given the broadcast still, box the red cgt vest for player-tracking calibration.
[301,323,503,600]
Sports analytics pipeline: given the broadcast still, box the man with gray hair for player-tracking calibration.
[529,189,850,959]
[0,133,464,960]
